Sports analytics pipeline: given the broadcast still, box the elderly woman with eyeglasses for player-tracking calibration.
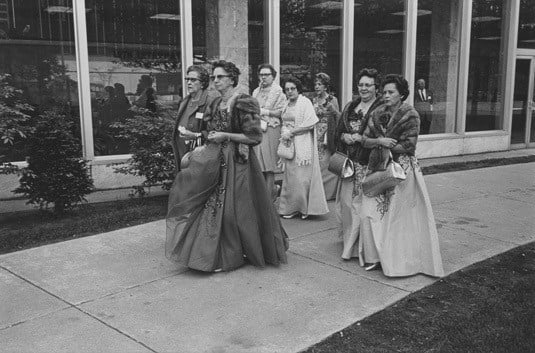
[278,76,328,220]
[334,68,383,260]
[171,65,217,172]
[312,72,340,201]
[252,63,287,201]
[166,60,288,273]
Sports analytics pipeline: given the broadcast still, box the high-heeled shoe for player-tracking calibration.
[281,212,299,219]
[364,262,381,271]
[300,214,309,220]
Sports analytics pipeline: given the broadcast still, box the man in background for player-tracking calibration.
[414,78,434,135]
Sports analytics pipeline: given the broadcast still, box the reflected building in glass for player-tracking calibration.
[0,0,533,194]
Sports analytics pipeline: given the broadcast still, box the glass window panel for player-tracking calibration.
[511,59,530,144]
[192,0,252,93]
[466,0,506,132]
[86,0,182,156]
[280,0,343,98]
[415,0,461,135]
[353,0,404,97]
[0,0,80,162]
[518,0,535,49]
[247,0,267,91]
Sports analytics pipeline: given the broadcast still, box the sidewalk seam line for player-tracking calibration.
[289,226,338,241]
[0,265,159,353]
[438,224,526,246]
[288,251,412,293]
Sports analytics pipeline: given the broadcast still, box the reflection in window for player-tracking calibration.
[192,0,252,92]
[248,0,267,91]
[353,0,404,96]
[466,0,505,132]
[518,0,535,49]
[415,0,461,135]
[280,0,343,98]
[86,0,182,156]
[0,0,80,162]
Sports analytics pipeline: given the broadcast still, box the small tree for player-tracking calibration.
[110,106,176,195]
[0,74,34,174]
[14,111,93,213]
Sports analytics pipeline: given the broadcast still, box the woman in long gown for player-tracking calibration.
[252,63,286,200]
[359,74,444,277]
[278,76,328,220]
[312,73,340,201]
[165,60,288,272]
[334,68,383,260]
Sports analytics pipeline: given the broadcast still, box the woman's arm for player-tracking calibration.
[391,135,417,154]
[360,125,397,149]
[207,131,257,145]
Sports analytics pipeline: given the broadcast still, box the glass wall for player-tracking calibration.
[280,0,343,99]
[0,0,80,162]
[247,0,267,91]
[353,0,404,97]
[465,0,506,132]
[85,0,182,156]
[415,0,461,135]
[511,58,530,144]
[518,0,535,49]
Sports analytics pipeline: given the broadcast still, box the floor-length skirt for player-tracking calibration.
[166,142,288,272]
[358,155,444,277]
[319,149,339,201]
[254,125,281,173]
[336,163,366,259]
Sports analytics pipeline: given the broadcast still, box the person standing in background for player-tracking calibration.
[414,78,434,135]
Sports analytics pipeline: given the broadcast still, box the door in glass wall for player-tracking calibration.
[518,0,535,49]
[192,0,266,93]
[353,0,404,100]
[0,0,80,162]
[466,0,506,132]
[85,0,182,156]
[415,0,461,135]
[511,57,535,146]
[280,0,343,99]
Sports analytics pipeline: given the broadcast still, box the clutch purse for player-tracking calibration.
[277,139,295,160]
[328,151,354,179]
[361,154,406,197]
[180,136,203,169]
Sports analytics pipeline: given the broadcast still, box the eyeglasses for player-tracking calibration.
[185,77,200,82]
[358,83,375,88]
[258,73,272,77]
[210,74,231,81]
[285,87,297,92]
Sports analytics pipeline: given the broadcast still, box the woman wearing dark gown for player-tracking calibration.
[165,60,288,272]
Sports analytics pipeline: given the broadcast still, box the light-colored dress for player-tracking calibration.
[253,84,286,173]
[358,103,444,277]
[313,94,340,201]
[278,95,329,216]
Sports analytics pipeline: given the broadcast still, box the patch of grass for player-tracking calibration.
[304,242,535,353]
[0,195,168,255]
[422,155,535,175]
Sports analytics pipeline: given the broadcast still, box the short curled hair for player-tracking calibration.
[357,68,381,87]
[257,63,277,78]
[382,74,410,101]
[212,60,241,87]
[187,65,210,89]
[315,72,331,89]
[283,76,303,94]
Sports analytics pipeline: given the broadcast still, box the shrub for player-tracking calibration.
[14,111,93,213]
[110,105,176,195]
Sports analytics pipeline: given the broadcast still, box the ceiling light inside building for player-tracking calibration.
[472,16,500,22]
[391,10,431,16]
[477,36,501,40]
[375,29,404,34]
[312,25,342,31]
[310,1,361,10]
[44,6,71,13]
[150,14,180,21]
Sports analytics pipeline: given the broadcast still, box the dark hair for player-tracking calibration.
[314,72,331,89]
[382,74,410,101]
[212,60,241,87]
[187,65,210,89]
[357,68,381,87]
[257,63,277,78]
[283,76,304,94]
[114,83,125,95]
[104,86,115,96]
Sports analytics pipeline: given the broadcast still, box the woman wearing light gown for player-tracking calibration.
[334,68,383,260]
[165,60,288,272]
[358,74,444,277]
[278,76,328,220]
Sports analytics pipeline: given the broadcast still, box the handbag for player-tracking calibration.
[277,139,295,160]
[180,136,203,169]
[328,151,355,179]
[260,119,268,132]
[361,153,407,197]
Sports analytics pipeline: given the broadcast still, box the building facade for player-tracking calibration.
[0,0,534,196]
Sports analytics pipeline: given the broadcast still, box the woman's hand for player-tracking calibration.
[179,127,198,140]
[378,137,397,149]
[341,133,354,145]
[207,131,229,143]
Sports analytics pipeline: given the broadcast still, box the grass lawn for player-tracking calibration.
[304,242,535,353]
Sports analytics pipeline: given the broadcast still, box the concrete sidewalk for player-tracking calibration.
[1,163,534,353]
